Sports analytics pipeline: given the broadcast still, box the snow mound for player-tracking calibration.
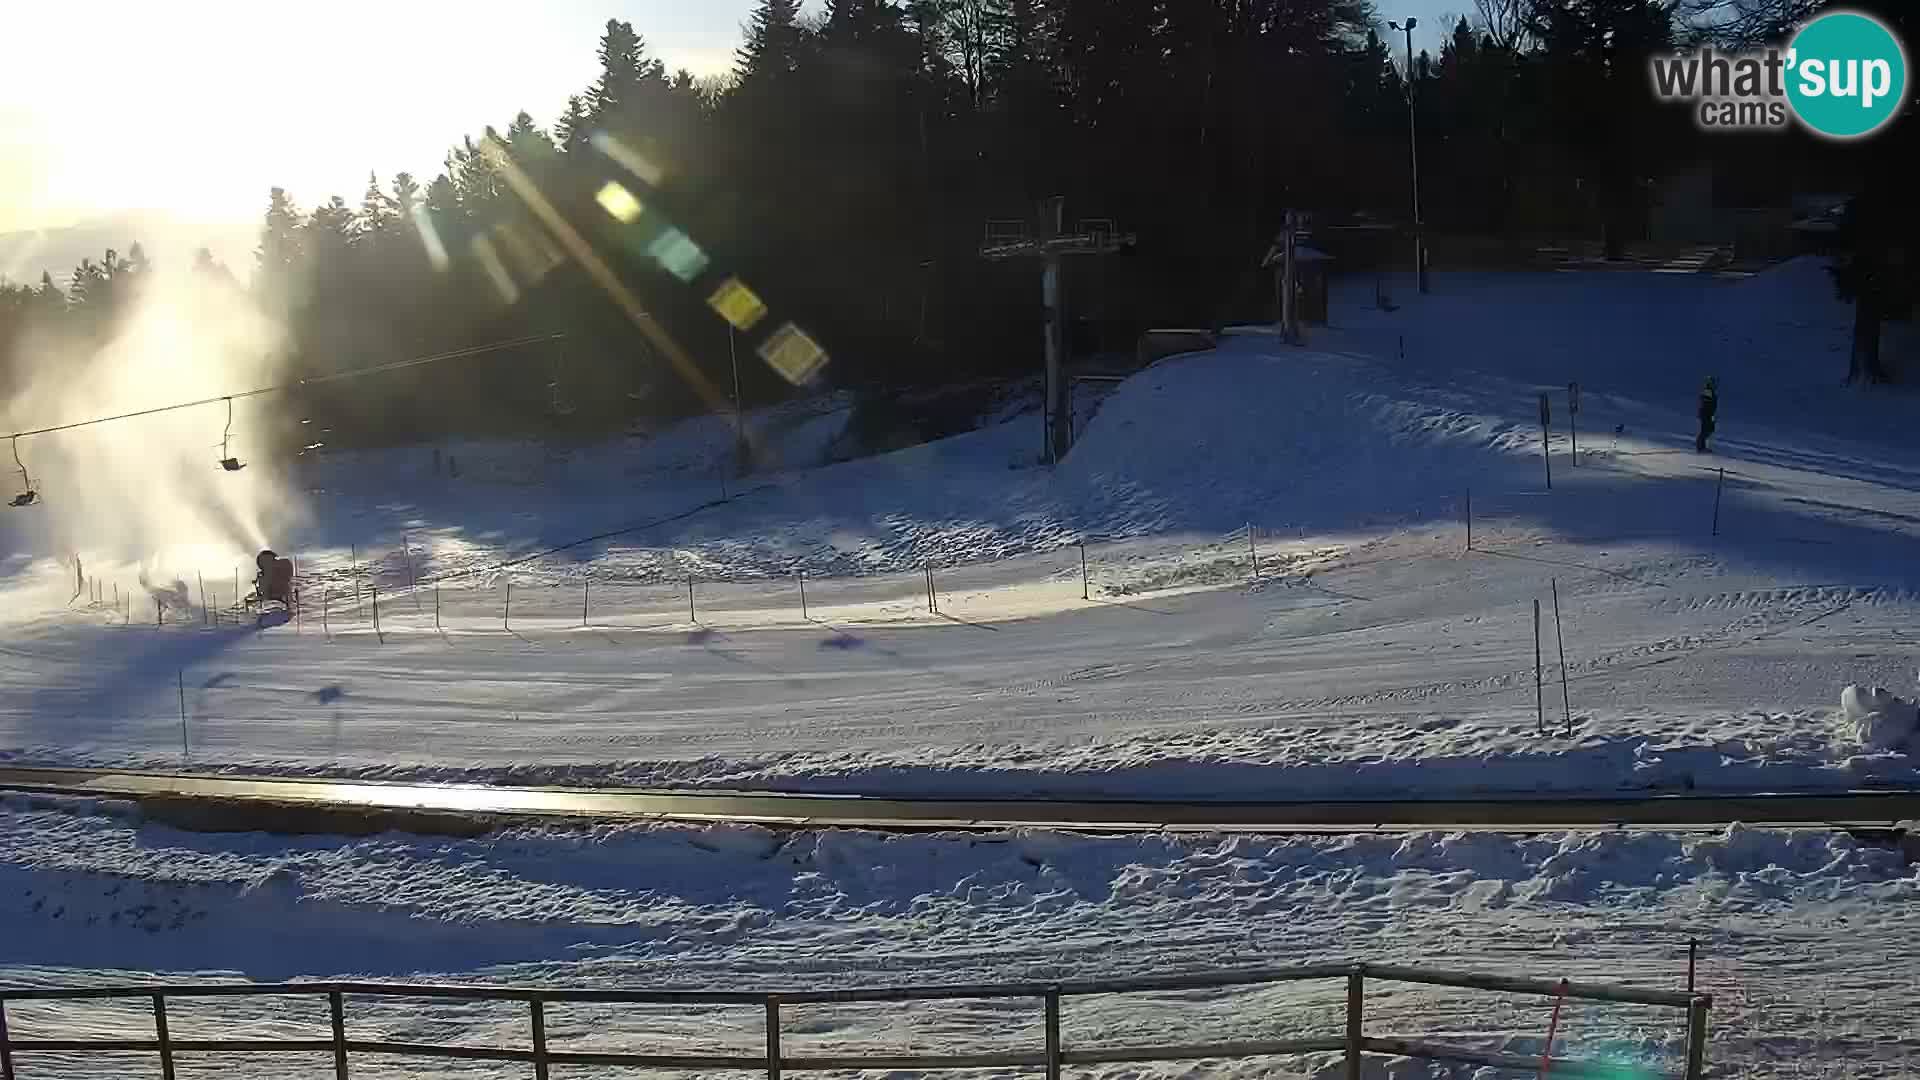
[1840,683,1918,753]
[1715,255,1848,331]
[1059,347,1527,533]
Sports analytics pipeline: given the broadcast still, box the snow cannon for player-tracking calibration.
[248,549,296,609]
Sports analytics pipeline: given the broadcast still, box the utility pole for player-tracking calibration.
[1389,17,1428,294]
[1272,211,1306,344]
[979,198,1134,465]
[728,325,747,477]
[1039,197,1068,464]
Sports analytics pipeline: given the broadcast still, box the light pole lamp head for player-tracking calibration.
[1405,16,1417,29]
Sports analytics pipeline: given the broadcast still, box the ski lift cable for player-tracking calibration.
[3,333,565,443]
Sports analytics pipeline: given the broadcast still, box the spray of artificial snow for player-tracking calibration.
[0,267,304,605]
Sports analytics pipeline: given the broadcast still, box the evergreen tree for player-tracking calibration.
[736,0,804,85]
[255,186,305,306]
[356,171,398,245]
[555,94,593,155]
[505,110,556,164]
[588,20,669,134]
[390,172,422,221]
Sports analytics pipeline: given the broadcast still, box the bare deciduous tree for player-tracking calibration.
[937,0,1010,109]
[1473,0,1532,50]
[1671,0,1822,46]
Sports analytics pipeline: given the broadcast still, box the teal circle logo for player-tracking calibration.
[1785,10,1908,139]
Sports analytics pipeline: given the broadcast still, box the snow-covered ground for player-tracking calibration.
[4,259,1920,798]
[0,797,1915,1079]
[5,260,1920,1077]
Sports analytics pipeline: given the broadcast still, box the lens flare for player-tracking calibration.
[648,228,709,283]
[470,233,519,304]
[410,203,450,271]
[758,321,829,385]
[708,277,768,332]
[590,132,666,187]
[595,182,643,224]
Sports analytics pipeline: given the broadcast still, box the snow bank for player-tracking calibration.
[2,799,1912,982]
[1841,683,1919,753]
[66,707,1911,802]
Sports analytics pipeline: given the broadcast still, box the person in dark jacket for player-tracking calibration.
[1695,377,1717,453]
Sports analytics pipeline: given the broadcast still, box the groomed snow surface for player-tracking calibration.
[3,259,1920,1076]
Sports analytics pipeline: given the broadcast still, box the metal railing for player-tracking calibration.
[0,962,1711,1080]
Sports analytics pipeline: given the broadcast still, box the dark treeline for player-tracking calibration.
[3,0,1914,450]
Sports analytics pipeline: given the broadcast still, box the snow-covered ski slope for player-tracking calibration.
[4,258,1920,798]
[5,262,1920,1080]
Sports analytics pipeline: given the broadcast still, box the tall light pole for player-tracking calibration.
[1388,17,1428,294]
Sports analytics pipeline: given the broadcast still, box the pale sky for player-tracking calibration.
[2,0,1457,234]
[0,1,761,232]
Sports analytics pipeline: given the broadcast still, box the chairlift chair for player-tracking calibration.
[217,397,245,471]
[9,437,36,507]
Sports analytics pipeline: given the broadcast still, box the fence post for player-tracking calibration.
[582,578,590,627]
[1539,392,1553,491]
[371,585,382,643]
[403,532,420,609]
[504,576,512,630]
[1683,995,1710,1080]
[157,597,163,627]
[199,572,208,626]
[1711,467,1724,537]
[1534,598,1545,735]
[799,571,808,620]
[1551,578,1572,734]
[177,671,188,762]
[1080,542,1089,600]
[322,586,330,639]
[1344,967,1364,1080]
[529,998,550,1080]
[1044,988,1062,1080]
[328,990,348,1080]
[765,996,782,1080]
[1247,524,1258,581]
[151,993,175,1080]
[689,575,696,623]
[1,997,15,1080]
[1465,488,1472,551]
[1567,380,1580,465]
[435,586,441,631]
